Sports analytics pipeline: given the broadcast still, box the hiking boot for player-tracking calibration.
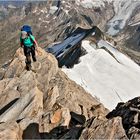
[26,64,31,71]
[33,57,37,62]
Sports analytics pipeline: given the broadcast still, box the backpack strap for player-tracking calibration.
[29,34,35,44]
[21,38,24,45]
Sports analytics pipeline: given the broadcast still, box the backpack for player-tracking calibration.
[21,25,32,35]
[21,25,34,46]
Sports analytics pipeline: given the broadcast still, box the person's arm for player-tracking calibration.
[20,37,23,48]
[30,35,39,49]
[34,39,39,48]
[33,38,42,55]
[20,41,23,47]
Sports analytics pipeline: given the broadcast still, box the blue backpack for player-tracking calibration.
[21,25,32,35]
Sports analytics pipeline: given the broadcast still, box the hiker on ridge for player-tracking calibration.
[20,25,39,71]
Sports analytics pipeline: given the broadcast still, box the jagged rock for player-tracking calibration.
[0,79,9,92]
[70,112,86,126]
[0,47,107,139]
[1,46,138,140]
[40,108,70,133]
[0,122,22,140]
[107,97,140,139]
[48,70,108,119]
[19,118,38,130]
[44,86,60,111]
[80,117,128,139]
[0,89,20,115]
[127,127,140,139]
[17,87,43,120]
[59,126,84,139]
[1,1,140,139]
[51,109,62,124]
[0,87,43,122]
[4,48,26,78]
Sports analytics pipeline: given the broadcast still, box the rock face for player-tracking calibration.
[0,122,22,140]
[107,97,140,139]
[80,117,128,140]
[0,47,108,139]
[79,97,140,140]
[0,46,140,139]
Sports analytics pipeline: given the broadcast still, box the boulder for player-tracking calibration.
[0,122,22,140]
[107,97,140,139]
[80,117,128,139]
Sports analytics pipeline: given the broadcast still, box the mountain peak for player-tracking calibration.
[0,46,108,139]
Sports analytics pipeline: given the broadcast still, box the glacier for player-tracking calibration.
[62,40,140,110]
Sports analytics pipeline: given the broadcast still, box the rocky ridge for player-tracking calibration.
[0,47,107,139]
[0,46,140,139]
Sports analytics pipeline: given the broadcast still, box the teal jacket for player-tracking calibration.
[20,34,35,47]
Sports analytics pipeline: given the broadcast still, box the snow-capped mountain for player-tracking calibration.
[76,0,140,64]
[106,0,140,36]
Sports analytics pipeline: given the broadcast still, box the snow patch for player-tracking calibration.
[49,6,58,14]
[64,9,69,15]
[129,21,140,26]
[62,40,140,110]
[8,4,16,9]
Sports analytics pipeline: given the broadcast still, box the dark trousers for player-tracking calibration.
[23,45,36,70]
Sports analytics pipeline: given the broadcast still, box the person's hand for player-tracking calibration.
[35,47,39,52]
[36,47,42,56]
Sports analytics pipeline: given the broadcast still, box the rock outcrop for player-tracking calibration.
[0,46,140,139]
[79,97,140,140]
[80,117,128,140]
[0,47,108,139]
[107,97,140,139]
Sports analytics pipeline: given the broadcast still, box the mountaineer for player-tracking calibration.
[20,25,39,70]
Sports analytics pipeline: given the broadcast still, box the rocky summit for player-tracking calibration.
[0,47,107,139]
[0,46,140,139]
